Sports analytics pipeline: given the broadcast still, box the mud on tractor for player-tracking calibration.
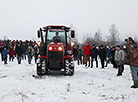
[36,25,75,76]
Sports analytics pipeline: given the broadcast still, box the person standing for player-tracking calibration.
[99,45,106,68]
[115,45,125,76]
[3,47,8,64]
[22,42,27,60]
[124,38,138,88]
[15,43,23,64]
[73,46,77,60]
[83,42,91,67]
[110,47,117,68]
[27,46,33,64]
[90,44,98,68]
[77,46,83,65]
[105,46,112,67]
[33,45,39,63]
[0,44,4,61]
[9,46,15,61]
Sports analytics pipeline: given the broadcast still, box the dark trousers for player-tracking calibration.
[112,60,117,68]
[9,56,14,61]
[1,53,4,61]
[77,56,82,65]
[17,55,22,64]
[100,57,105,68]
[91,57,98,68]
[28,54,32,64]
[4,57,7,64]
[118,64,124,75]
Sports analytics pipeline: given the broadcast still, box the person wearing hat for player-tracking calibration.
[83,41,91,67]
[15,43,23,64]
[99,45,106,68]
[90,44,98,68]
[115,45,125,76]
[123,38,138,88]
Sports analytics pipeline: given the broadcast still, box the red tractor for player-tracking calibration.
[37,25,75,76]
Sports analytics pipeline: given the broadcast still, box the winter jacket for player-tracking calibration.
[107,48,112,58]
[3,50,8,58]
[90,48,98,58]
[99,48,106,59]
[115,49,124,62]
[9,48,15,57]
[73,47,78,56]
[22,45,27,54]
[15,45,23,56]
[110,50,116,61]
[77,49,83,57]
[0,46,4,53]
[123,40,138,67]
[83,45,91,55]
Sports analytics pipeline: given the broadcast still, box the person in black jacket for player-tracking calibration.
[15,43,23,64]
[110,47,117,68]
[22,42,27,60]
[0,45,4,61]
[90,44,98,68]
[99,45,106,68]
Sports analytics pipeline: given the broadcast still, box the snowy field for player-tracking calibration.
[0,59,138,102]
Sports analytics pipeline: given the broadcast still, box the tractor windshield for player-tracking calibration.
[47,29,66,44]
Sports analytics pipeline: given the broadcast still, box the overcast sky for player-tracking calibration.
[0,0,138,42]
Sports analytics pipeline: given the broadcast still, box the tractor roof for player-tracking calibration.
[43,25,70,30]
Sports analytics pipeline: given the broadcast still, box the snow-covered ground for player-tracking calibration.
[0,59,137,102]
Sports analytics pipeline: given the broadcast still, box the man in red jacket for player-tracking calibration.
[83,41,91,67]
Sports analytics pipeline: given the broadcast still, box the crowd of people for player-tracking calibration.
[0,39,39,65]
[0,38,138,88]
[73,37,138,88]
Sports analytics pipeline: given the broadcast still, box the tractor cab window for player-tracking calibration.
[47,29,65,44]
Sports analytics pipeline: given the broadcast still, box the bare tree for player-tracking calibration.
[108,24,120,46]
[94,29,102,46]
[3,35,8,40]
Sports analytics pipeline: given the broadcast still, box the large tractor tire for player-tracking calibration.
[36,58,47,76]
[64,59,74,76]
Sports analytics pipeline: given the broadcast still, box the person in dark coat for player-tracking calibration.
[0,44,4,61]
[90,44,98,68]
[99,45,106,68]
[77,46,83,65]
[73,46,77,60]
[22,43,27,60]
[27,46,33,64]
[3,47,8,64]
[105,46,112,67]
[33,45,39,63]
[15,43,23,64]
[9,46,15,61]
[52,32,61,42]
[110,47,117,68]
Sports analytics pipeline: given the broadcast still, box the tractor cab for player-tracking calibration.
[37,25,75,76]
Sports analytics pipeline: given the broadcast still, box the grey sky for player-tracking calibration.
[0,0,138,42]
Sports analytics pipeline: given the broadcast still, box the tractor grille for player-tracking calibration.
[48,51,63,61]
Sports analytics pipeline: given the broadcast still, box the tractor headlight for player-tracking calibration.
[49,47,52,50]
[58,47,62,51]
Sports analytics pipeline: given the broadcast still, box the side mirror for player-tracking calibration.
[37,30,40,38]
[71,30,75,38]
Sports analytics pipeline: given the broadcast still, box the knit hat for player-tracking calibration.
[116,45,120,48]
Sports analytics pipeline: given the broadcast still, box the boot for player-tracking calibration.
[131,80,138,88]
